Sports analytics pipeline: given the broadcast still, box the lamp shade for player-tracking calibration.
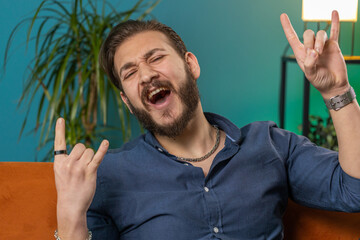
[302,0,359,22]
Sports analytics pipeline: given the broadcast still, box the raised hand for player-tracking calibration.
[54,118,109,238]
[280,10,350,99]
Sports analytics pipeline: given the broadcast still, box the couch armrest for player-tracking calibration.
[283,199,360,239]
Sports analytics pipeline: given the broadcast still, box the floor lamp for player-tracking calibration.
[303,0,358,55]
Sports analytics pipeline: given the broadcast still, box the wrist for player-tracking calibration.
[56,206,88,239]
[56,221,88,240]
[57,204,87,221]
[57,197,90,216]
[320,84,351,99]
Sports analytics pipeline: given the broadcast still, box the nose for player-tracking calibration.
[138,63,158,85]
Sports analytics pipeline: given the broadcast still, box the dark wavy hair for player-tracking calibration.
[100,20,188,91]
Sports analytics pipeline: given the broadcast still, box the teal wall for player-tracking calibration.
[1,0,360,161]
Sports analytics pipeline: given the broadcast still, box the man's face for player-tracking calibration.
[114,31,200,137]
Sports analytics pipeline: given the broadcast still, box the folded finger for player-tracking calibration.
[304,49,318,80]
[314,30,328,54]
[303,29,315,51]
[68,143,87,161]
[80,148,95,165]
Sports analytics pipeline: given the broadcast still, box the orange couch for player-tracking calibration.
[0,162,359,240]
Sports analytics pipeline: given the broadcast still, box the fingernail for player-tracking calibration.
[315,47,321,54]
[103,140,109,146]
[57,118,62,125]
[310,49,317,58]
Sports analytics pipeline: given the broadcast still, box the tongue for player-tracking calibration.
[150,90,170,104]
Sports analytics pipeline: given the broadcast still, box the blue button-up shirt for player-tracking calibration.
[87,113,360,239]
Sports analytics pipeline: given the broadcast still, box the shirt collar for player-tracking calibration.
[144,112,242,151]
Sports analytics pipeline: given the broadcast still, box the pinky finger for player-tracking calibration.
[89,140,109,170]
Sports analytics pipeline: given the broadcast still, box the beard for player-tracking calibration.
[125,67,200,138]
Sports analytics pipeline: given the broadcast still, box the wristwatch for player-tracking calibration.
[54,230,92,240]
[324,87,356,111]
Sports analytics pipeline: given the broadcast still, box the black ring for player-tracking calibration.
[54,150,67,155]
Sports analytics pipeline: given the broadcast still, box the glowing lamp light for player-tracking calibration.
[302,0,359,22]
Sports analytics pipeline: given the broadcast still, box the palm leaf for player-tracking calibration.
[3,0,162,161]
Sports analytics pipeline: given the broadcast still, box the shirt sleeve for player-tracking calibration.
[87,166,120,240]
[270,124,360,213]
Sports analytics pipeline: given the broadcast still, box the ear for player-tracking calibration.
[120,91,133,114]
[185,52,200,80]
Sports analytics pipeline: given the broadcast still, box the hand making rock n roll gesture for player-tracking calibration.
[280,10,350,99]
[53,118,109,238]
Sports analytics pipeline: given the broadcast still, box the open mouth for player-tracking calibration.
[147,87,171,105]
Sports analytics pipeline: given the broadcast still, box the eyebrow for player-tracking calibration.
[119,48,166,78]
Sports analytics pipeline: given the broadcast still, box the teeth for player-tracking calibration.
[148,87,167,100]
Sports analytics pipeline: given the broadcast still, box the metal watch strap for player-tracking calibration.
[324,87,356,111]
[54,230,92,240]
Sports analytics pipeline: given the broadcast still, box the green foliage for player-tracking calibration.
[3,0,160,161]
[306,114,338,151]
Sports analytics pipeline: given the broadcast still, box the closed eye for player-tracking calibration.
[124,70,137,80]
[150,55,164,63]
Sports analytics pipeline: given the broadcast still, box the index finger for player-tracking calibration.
[54,118,67,152]
[330,10,340,42]
[280,13,303,55]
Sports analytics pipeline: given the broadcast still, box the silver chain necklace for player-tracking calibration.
[176,126,220,162]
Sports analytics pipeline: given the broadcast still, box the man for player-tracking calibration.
[53,11,360,240]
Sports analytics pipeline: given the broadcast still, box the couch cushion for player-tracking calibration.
[0,162,57,240]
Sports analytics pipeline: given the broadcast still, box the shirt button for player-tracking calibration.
[184,163,189,166]
[213,227,219,233]
[204,187,209,192]
[157,147,163,152]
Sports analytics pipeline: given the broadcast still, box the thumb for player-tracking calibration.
[304,49,318,80]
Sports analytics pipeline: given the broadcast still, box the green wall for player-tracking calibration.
[1,0,360,161]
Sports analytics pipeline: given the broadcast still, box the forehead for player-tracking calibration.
[114,31,175,67]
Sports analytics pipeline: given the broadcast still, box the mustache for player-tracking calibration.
[141,80,176,105]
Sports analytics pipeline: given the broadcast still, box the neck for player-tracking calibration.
[155,105,216,159]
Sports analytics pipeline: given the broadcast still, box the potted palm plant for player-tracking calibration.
[307,114,338,151]
[3,0,160,161]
